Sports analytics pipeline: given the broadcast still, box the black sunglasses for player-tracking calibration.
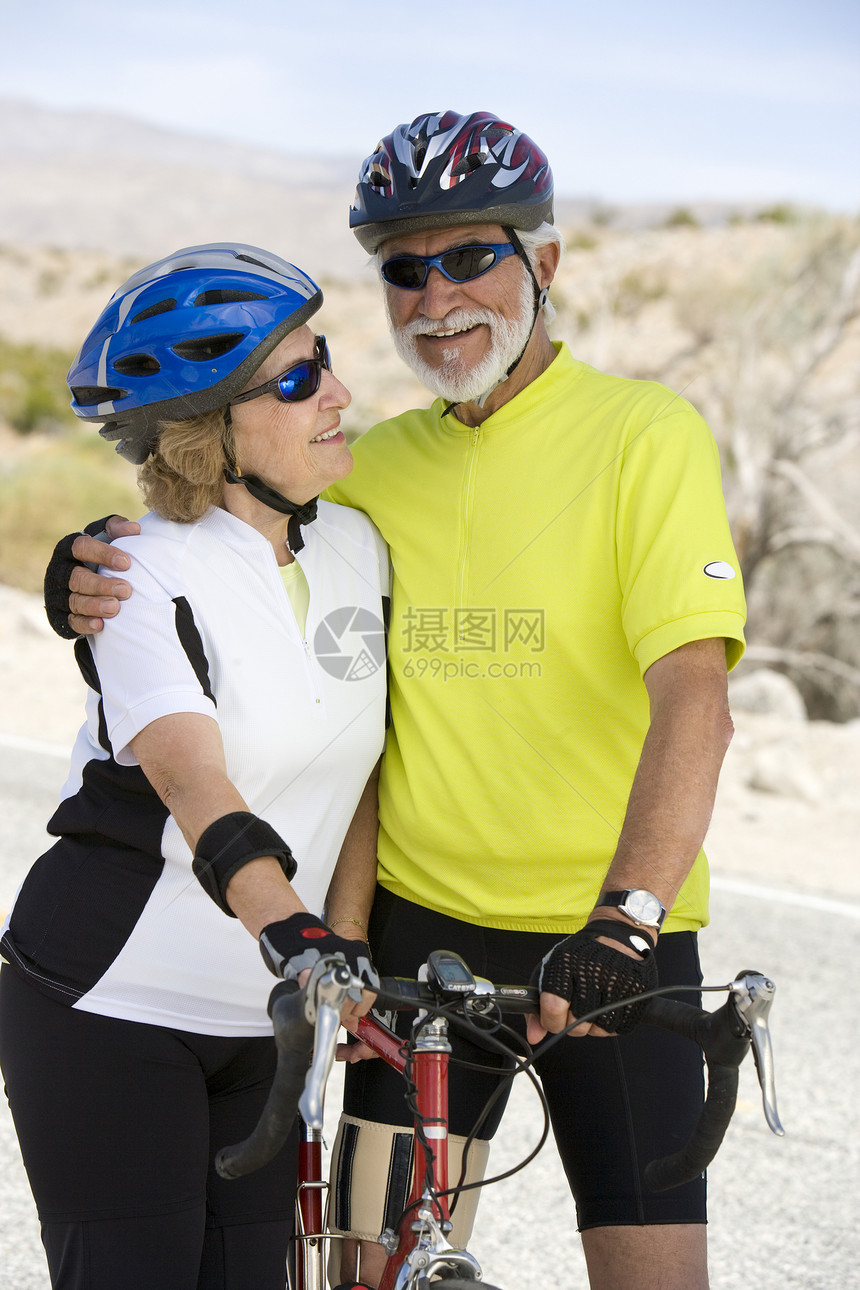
[380,242,517,290]
[230,335,332,406]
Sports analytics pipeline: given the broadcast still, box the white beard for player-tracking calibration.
[387,268,535,404]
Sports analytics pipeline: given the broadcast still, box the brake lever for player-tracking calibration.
[298,960,353,1129]
[729,971,785,1137]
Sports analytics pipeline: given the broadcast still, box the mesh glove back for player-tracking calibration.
[260,912,379,1002]
[536,919,658,1035]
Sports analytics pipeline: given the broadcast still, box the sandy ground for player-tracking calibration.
[1,580,857,902]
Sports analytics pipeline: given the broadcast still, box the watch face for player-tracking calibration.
[625,890,663,925]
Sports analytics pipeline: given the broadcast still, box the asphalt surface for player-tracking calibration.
[1,736,858,1290]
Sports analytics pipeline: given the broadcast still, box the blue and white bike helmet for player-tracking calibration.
[68,243,323,464]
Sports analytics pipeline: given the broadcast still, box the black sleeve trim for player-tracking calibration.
[73,637,111,753]
[172,596,216,706]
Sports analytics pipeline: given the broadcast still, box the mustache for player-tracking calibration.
[398,308,498,340]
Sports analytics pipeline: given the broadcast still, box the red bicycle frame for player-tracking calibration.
[291,1007,454,1290]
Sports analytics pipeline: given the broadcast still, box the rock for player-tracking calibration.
[746,743,822,802]
[729,669,807,721]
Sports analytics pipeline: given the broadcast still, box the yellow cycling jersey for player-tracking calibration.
[328,343,746,933]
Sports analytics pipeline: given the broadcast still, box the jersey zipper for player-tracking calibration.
[295,556,323,709]
[301,636,322,707]
[276,556,323,708]
[456,426,482,623]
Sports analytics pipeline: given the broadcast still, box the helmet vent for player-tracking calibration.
[193,289,269,306]
[113,354,162,377]
[452,152,487,177]
[131,298,177,324]
[72,385,127,404]
[368,162,390,190]
[235,254,272,269]
[172,333,246,362]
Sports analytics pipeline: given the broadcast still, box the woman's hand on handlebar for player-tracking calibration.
[259,912,379,1026]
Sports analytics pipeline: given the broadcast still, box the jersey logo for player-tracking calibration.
[703,560,736,580]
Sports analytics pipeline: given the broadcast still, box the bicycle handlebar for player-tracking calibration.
[215,984,314,1180]
[215,961,783,1192]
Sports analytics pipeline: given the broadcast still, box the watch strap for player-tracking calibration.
[598,889,666,929]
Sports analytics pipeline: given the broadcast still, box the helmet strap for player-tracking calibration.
[223,467,318,553]
[222,406,317,552]
[468,227,545,410]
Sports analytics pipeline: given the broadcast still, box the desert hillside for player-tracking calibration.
[2,100,859,719]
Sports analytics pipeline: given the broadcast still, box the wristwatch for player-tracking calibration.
[598,889,666,930]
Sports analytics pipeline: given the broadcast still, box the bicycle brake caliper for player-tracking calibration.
[394,1198,482,1290]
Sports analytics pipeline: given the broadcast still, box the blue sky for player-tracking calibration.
[3,0,858,208]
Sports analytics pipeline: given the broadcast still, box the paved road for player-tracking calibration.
[1,736,858,1290]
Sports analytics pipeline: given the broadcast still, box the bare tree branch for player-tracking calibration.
[768,459,860,562]
[741,646,860,691]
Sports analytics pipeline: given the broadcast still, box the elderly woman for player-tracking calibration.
[0,244,386,1290]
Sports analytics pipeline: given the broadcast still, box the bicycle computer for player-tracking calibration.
[426,950,476,994]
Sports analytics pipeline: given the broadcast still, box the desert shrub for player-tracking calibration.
[756,204,799,224]
[0,338,77,435]
[0,432,140,592]
[663,207,699,229]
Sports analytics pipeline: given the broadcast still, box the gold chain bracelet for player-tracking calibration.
[329,916,369,938]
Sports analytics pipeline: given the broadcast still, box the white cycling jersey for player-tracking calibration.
[1,502,388,1036]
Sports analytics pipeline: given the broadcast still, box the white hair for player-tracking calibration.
[514,222,565,324]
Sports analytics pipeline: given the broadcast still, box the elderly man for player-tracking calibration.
[49,112,745,1290]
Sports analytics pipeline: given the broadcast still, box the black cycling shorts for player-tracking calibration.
[344,887,707,1231]
[0,965,296,1289]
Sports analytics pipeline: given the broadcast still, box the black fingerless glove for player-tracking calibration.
[43,516,115,639]
[536,919,658,1035]
[259,912,379,1000]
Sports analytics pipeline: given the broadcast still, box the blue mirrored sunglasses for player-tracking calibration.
[380,242,517,290]
[230,335,332,406]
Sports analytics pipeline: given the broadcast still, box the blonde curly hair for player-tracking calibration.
[137,408,234,523]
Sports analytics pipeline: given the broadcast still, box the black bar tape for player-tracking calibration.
[642,995,751,1190]
[192,812,297,916]
[216,985,314,1179]
[644,1063,739,1191]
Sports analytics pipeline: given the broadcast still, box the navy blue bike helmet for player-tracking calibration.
[68,243,323,464]
[349,111,554,253]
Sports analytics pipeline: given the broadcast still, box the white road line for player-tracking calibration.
[0,732,72,759]
[711,874,860,920]
[2,732,856,922]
